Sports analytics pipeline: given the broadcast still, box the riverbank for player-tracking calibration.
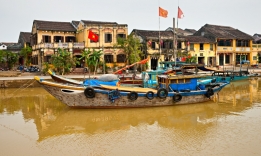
[1,66,261,88]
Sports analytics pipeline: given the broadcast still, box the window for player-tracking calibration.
[218,39,232,46]
[169,42,173,49]
[54,36,64,43]
[162,41,171,49]
[210,44,213,50]
[177,42,181,49]
[225,55,230,64]
[200,43,204,50]
[104,54,113,63]
[117,34,126,39]
[42,35,51,43]
[190,43,194,50]
[65,36,76,42]
[44,55,52,63]
[105,34,112,43]
[151,42,156,49]
[117,54,126,63]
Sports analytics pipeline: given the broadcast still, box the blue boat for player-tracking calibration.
[208,70,249,82]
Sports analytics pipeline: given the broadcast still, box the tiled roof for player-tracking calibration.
[81,20,118,25]
[184,29,196,34]
[33,20,76,32]
[0,42,16,46]
[71,20,80,28]
[182,36,214,43]
[4,43,22,51]
[196,24,254,40]
[19,32,31,43]
[133,29,174,39]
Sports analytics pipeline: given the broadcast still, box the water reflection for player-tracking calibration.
[1,79,261,155]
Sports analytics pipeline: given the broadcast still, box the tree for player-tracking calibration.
[115,34,142,65]
[186,55,196,63]
[79,48,92,78]
[20,47,32,66]
[51,48,76,75]
[5,51,18,70]
[0,50,5,64]
[88,49,103,75]
[79,48,103,76]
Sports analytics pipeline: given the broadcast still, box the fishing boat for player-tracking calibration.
[34,72,229,108]
[48,63,214,89]
[208,70,250,82]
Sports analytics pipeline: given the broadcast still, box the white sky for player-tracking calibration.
[0,0,260,42]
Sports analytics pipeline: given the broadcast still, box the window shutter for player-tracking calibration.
[105,34,108,42]
[61,37,64,42]
[109,34,112,42]
[48,36,51,43]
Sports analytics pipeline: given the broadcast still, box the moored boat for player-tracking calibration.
[34,73,229,108]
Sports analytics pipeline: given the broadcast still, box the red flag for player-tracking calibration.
[147,40,152,46]
[88,30,99,42]
[178,7,184,19]
[159,7,168,18]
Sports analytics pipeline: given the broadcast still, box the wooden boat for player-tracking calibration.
[208,70,250,82]
[34,73,229,108]
[48,69,119,86]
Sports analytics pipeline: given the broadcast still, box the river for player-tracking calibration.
[1,78,261,156]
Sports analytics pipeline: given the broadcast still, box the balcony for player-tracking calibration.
[235,47,250,51]
[32,42,85,50]
[217,46,233,51]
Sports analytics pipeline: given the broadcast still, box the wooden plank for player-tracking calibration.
[100,85,157,93]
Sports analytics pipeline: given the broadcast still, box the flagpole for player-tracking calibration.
[177,6,179,63]
[158,0,161,66]
[173,18,176,67]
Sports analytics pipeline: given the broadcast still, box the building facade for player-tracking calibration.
[75,20,128,69]
[194,24,255,66]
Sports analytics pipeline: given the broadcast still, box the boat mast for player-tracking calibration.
[173,18,176,66]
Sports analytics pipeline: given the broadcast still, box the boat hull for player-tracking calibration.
[38,81,226,108]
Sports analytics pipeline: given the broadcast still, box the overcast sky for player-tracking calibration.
[0,0,260,42]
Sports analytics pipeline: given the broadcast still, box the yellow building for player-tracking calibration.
[184,36,216,66]
[31,20,77,69]
[75,20,128,69]
[194,24,255,66]
[30,20,128,71]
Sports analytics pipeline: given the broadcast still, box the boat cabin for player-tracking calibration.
[157,74,206,92]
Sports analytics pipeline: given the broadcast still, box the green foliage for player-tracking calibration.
[186,55,197,63]
[42,62,50,75]
[20,47,32,66]
[115,34,143,64]
[79,48,102,75]
[51,48,75,75]
[88,49,103,75]
[0,50,19,69]
[0,50,5,63]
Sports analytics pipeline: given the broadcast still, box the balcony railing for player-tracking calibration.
[32,42,85,50]
[235,47,250,51]
[217,46,233,51]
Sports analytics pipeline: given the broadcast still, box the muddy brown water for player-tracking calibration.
[1,78,261,156]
